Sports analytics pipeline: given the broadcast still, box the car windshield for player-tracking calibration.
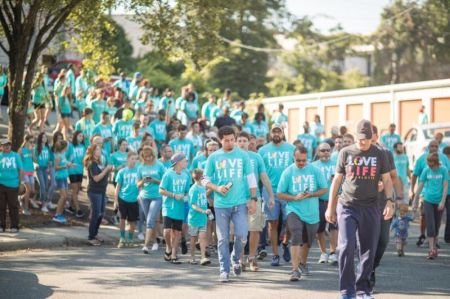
[422,126,450,139]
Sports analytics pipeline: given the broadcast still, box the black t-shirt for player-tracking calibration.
[336,144,390,207]
[214,116,236,129]
[87,161,108,194]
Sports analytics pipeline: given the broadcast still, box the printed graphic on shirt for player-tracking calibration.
[345,155,378,179]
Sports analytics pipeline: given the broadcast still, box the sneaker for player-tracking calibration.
[318,252,329,264]
[368,271,376,288]
[52,214,66,223]
[9,228,19,233]
[328,253,338,265]
[299,263,310,276]
[30,199,40,209]
[416,234,426,247]
[200,257,211,265]
[22,208,31,216]
[41,205,49,213]
[189,259,198,265]
[257,247,267,260]
[88,239,101,246]
[282,244,291,262]
[219,272,229,283]
[340,295,356,299]
[142,246,149,254]
[137,233,145,241]
[117,238,126,248]
[47,202,57,210]
[249,258,258,272]
[75,210,84,218]
[271,255,280,266]
[232,263,242,276]
[65,206,76,215]
[151,243,159,251]
[290,269,301,281]
[181,238,188,254]
[65,201,70,209]
[357,294,374,299]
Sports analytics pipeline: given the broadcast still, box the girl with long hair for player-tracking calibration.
[66,130,86,218]
[18,134,36,215]
[33,132,51,213]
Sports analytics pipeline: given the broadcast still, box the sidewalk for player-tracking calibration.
[0,224,120,252]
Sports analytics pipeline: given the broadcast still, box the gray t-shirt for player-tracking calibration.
[336,144,390,207]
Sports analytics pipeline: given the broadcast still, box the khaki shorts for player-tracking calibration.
[248,200,265,232]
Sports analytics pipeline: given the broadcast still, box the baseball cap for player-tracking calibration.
[0,138,11,145]
[171,152,186,167]
[356,119,373,140]
[134,72,142,78]
[271,123,284,133]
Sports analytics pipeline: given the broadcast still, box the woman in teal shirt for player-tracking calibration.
[53,140,75,224]
[34,132,51,212]
[56,85,73,140]
[67,131,87,218]
[137,146,165,253]
[111,139,129,186]
[29,72,49,134]
[18,135,36,215]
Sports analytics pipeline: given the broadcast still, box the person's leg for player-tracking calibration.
[355,205,381,296]
[88,192,101,240]
[231,204,249,268]
[95,193,107,236]
[329,227,338,253]
[199,230,208,259]
[148,199,162,243]
[139,198,151,247]
[424,201,437,249]
[47,166,56,205]
[56,187,66,215]
[0,186,7,230]
[36,167,47,204]
[171,227,181,259]
[445,195,450,243]
[373,212,391,269]
[22,182,31,212]
[38,109,46,132]
[164,228,172,253]
[215,207,232,274]
[190,234,197,260]
[6,187,20,230]
[287,213,302,272]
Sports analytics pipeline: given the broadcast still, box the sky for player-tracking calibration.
[286,0,391,34]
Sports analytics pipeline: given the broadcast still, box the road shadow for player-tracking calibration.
[0,270,54,299]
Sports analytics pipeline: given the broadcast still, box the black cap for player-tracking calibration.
[356,119,373,140]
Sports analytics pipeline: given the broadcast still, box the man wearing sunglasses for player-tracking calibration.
[312,142,338,265]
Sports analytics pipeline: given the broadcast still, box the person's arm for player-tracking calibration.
[277,188,327,202]
[325,173,344,224]
[191,203,209,214]
[114,183,121,207]
[159,188,183,200]
[381,172,394,220]
[90,164,113,183]
[413,181,424,210]
[439,180,448,211]
[260,172,274,208]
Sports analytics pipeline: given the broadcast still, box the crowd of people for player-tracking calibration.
[0,67,449,298]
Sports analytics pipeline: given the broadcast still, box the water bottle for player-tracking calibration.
[208,213,215,221]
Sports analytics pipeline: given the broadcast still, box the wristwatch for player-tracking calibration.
[250,197,258,202]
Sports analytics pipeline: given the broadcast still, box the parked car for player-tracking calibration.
[403,122,450,169]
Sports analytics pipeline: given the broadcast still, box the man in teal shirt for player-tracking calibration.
[297,122,317,162]
[380,123,402,152]
[0,139,24,233]
[393,142,410,205]
[203,126,257,282]
[169,125,196,166]
[149,109,168,149]
[277,146,327,281]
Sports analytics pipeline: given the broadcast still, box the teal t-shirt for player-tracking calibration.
[311,159,335,200]
[252,121,269,138]
[248,151,266,197]
[113,119,133,143]
[184,101,198,119]
[34,146,50,168]
[116,166,139,202]
[111,151,128,179]
[55,152,69,180]
[241,123,254,135]
[32,85,47,105]
[126,135,143,153]
[75,118,95,147]
[393,153,409,186]
[204,147,252,208]
[158,96,176,118]
[297,133,317,161]
[191,154,207,171]
[159,158,172,171]
[58,96,72,114]
[188,184,208,227]
[0,152,23,188]
[419,166,449,204]
[21,147,34,173]
[258,142,295,190]
[92,123,113,153]
[149,119,167,142]
[209,105,222,125]
[138,161,165,199]
[201,102,213,120]
[413,152,450,178]
[169,138,196,164]
[160,169,192,220]
[89,99,107,124]
[67,143,86,175]
[230,110,244,125]
[380,133,402,152]
[330,150,339,165]
[277,164,327,224]
[271,112,288,124]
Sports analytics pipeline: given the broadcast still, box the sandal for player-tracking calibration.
[189,259,198,265]
[164,250,172,261]
[171,257,182,264]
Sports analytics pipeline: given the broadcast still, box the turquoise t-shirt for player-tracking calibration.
[67,143,86,175]
[89,99,107,124]
[252,121,269,138]
[75,118,95,147]
[126,135,143,153]
[248,151,266,197]
[159,158,172,171]
[111,151,128,179]
[32,85,47,105]
[55,152,69,180]
[258,142,295,190]
[201,102,213,120]
[113,119,133,142]
[393,153,409,186]
[169,138,196,164]
[188,184,208,227]
[297,133,317,161]
[158,96,176,118]
[241,123,254,135]
[380,133,402,152]
[160,169,192,220]
[277,163,327,224]
[0,152,23,188]
[271,112,288,124]
[149,119,167,142]
[34,146,50,168]
[191,154,207,171]
[75,98,87,114]
[230,110,244,125]
[413,152,450,178]
[311,159,335,200]
[419,166,449,204]
[209,105,222,125]
[92,123,113,153]
[116,166,139,202]
[58,96,72,114]
[138,161,165,199]
[330,150,339,165]
[184,101,198,119]
[21,147,34,173]
[204,147,252,208]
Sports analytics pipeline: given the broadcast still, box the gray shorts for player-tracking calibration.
[188,225,207,237]
[286,212,319,247]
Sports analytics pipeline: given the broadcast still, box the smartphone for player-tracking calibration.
[302,186,309,194]
[225,182,233,189]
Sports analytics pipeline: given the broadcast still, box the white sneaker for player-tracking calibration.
[65,201,70,208]
[138,233,145,241]
[219,272,229,282]
[47,202,57,210]
[22,209,31,216]
[151,243,159,251]
[30,199,40,209]
[41,205,49,213]
[328,253,338,265]
[142,246,149,254]
[318,252,329,264]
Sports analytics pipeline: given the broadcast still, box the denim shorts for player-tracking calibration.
[56,178,68,190]
[188,225,207,237]
[23,175,35,185]
[262,187,287,222]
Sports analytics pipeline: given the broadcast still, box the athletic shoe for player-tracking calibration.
[232,263,242,276]
[416,234,426,247]
[65,201,70,209]
[328,253,338,265]
[142,246,149,254]
[219,272,229,282]
[30,199,40,209]
[65,206,76,215]
[47,202,57,210]
[22,209,31,216]
[41,205,49,213]
[318,252,329,263]
[299,263,310,276]
[282,244,291,262]
[181,238,188,254]
[339,296,356,299]
[249,258,258,272]
[369,271,376,288]
[88,239,101,246]
[76,210,84,218]
[151,243,159,251]
[9,228,19,233]
[137,233,145,241]
[52,214,66,224]
[357,294,374,299]
[271,255,280,266]
[397,249,402,257]
[200,257,211,266]
[117,238,126,248]
[257,247,267,260]
[290,269,301,281]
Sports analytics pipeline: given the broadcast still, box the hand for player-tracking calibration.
[268,195,275,209]
[409,189,415,200]
[247,200,256,215]
[295,192,309,201]
[174,194,184,200]
[107,165,114,172]
[325,208,337,224]
[378,181,384,192]
[383,201,395,220]
[205,209,211,215]
[114,200,119,210]
[438,202,445,211]
[216,185,230,195]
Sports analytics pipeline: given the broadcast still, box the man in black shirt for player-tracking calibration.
[214,106,236,129]
[326,120,394,299]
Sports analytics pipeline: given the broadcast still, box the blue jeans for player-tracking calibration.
[36,166,48,203]
[88,191,106,240]
[138,197,162,229]
[215,204,248,274]
[47,164,56,203]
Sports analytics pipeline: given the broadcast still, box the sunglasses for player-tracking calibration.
[295,159,307,163]
[319,149,330,152]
